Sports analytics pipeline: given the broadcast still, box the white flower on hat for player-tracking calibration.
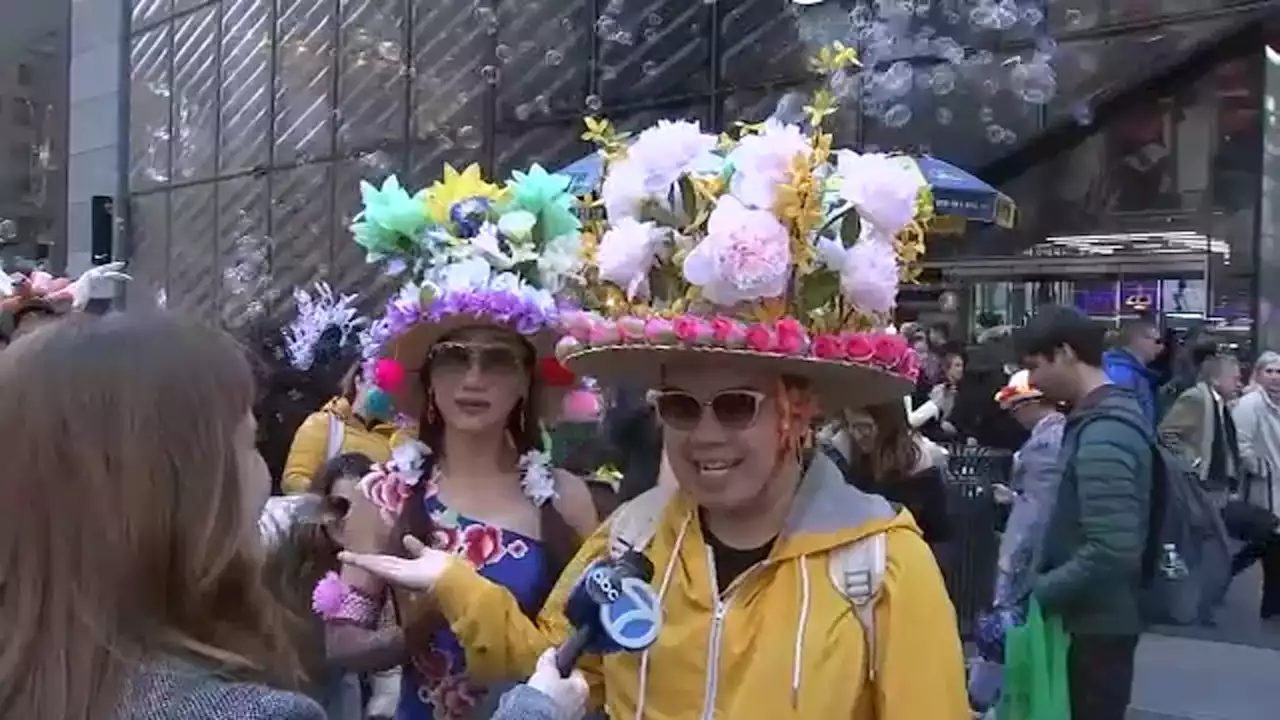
[835,150,926,236]
[727,120,811,210]
[600,119,719,220]
[597,217,666,301]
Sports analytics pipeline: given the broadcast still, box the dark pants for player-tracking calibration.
[1232,535,1280,617]
[1068,634,1138,720]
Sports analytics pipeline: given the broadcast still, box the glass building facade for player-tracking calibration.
[70,1,1280,348]
[0,0,70,272]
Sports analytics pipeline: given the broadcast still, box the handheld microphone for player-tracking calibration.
[554,548,661,677]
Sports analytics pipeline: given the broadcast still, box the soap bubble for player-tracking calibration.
[544,49,563,66]
[457,125,482,149]
[883,103,912,128]
[1010,59,1056,104]
[585,94,603,111]
[479,65,499,84]
[935,107,953,125]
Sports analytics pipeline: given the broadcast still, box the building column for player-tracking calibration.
[1259,39,1280,351]
[65,0,123,278]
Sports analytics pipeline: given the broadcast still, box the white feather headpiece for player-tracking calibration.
[283,282,367,370]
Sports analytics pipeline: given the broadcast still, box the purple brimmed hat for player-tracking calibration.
[347,163,585,420]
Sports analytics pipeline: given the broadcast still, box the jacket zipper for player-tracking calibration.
[700,545,772,720]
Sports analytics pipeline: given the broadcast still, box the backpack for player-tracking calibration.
[607,482,889,681]
[325,413,346,461]
[1066,412,1231,626]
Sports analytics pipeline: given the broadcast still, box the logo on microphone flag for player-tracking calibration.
[599,576,662,650]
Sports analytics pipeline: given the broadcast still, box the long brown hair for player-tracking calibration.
[0,313,304,720]
[859,401,922,483]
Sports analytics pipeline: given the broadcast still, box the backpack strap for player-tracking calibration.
[828,531,889,681]
[325,413,346,461]
[608,483,677,557]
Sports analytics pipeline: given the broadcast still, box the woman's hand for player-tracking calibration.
[526,648,589,719]
[340,535,454,591]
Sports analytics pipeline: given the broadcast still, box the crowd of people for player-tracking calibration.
[3,81,1277,720]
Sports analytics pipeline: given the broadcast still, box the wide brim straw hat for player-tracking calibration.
[346,160,587,422]
[551,46,936,412]
[559,335,916,411]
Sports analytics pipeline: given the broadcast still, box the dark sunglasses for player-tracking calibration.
[647,389,766,432]
[428,341,525,376]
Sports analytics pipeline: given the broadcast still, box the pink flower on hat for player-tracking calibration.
[745,324,774,352]
[843,334,875,363]
[673,315,707,344]
[682,196,790,306]
[617,316,647,343]
[774,317,808,355]
[644,316,676,344]
[710,316,747,347]
[813,334,843,360]
[899,350,921,381]
[872,333,906,368]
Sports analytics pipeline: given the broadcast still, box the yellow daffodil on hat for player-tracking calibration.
[555,43,934,409]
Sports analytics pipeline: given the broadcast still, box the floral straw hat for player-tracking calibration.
[554,45,933,409]
[350,163,586,420]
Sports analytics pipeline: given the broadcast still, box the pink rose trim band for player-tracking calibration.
[557,311,920,381]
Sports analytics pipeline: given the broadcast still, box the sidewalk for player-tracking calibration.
[1128,634,1280,720]
[1127,566,1280,720]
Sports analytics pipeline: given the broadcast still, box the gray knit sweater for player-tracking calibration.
[114,658,325,720]
[490,684,569,720]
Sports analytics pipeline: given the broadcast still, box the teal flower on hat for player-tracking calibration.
[504,164,581,243]
[351,176,429,261]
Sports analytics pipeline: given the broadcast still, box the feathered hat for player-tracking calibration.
[554,45,932,409]
[282,282,367,372]
[350,164,586,419]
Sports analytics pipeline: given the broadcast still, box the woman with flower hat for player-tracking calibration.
[338,73,969,719]
[315,164,599,720]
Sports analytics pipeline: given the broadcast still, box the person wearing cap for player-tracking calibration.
[969,370,1066,712]
[337,69,969,720]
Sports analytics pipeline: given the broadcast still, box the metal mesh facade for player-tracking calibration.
[125,0,852,325]
[123,0,1269,326]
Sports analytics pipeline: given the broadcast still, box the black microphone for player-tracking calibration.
[554,548,660,677]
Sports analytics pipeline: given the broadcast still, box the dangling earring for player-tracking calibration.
[517,399,527,436]
[425,395,437,424]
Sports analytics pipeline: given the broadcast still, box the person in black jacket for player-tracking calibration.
[822,400,952,543]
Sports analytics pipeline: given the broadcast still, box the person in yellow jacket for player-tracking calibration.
[335,90,969,718]
[282,365,397,494]
[278,282,393,495]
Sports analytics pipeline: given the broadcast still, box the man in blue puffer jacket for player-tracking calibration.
[1102,317,1164,428]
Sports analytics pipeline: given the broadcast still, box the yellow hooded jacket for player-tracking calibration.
[421,453,970,719]
[281,397,396,494]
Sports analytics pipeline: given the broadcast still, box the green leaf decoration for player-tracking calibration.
[840,211,862,248]
[639,199,685,229]
[677,175,699,227]
[798,268,841,317]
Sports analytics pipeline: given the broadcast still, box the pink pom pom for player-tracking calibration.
[562,389,602,422]
[373,358,407,392]
[312,571,347,617]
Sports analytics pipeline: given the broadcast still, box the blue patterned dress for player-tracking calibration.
[396,480,553,720]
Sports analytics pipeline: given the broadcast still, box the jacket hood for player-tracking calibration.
[663,451,922,561]
[1104,347,1157,380]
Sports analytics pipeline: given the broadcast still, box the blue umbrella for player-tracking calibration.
[909,155,1016,229]
[558,152,606,196]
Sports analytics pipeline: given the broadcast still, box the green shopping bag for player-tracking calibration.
[997,598,1072,720]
